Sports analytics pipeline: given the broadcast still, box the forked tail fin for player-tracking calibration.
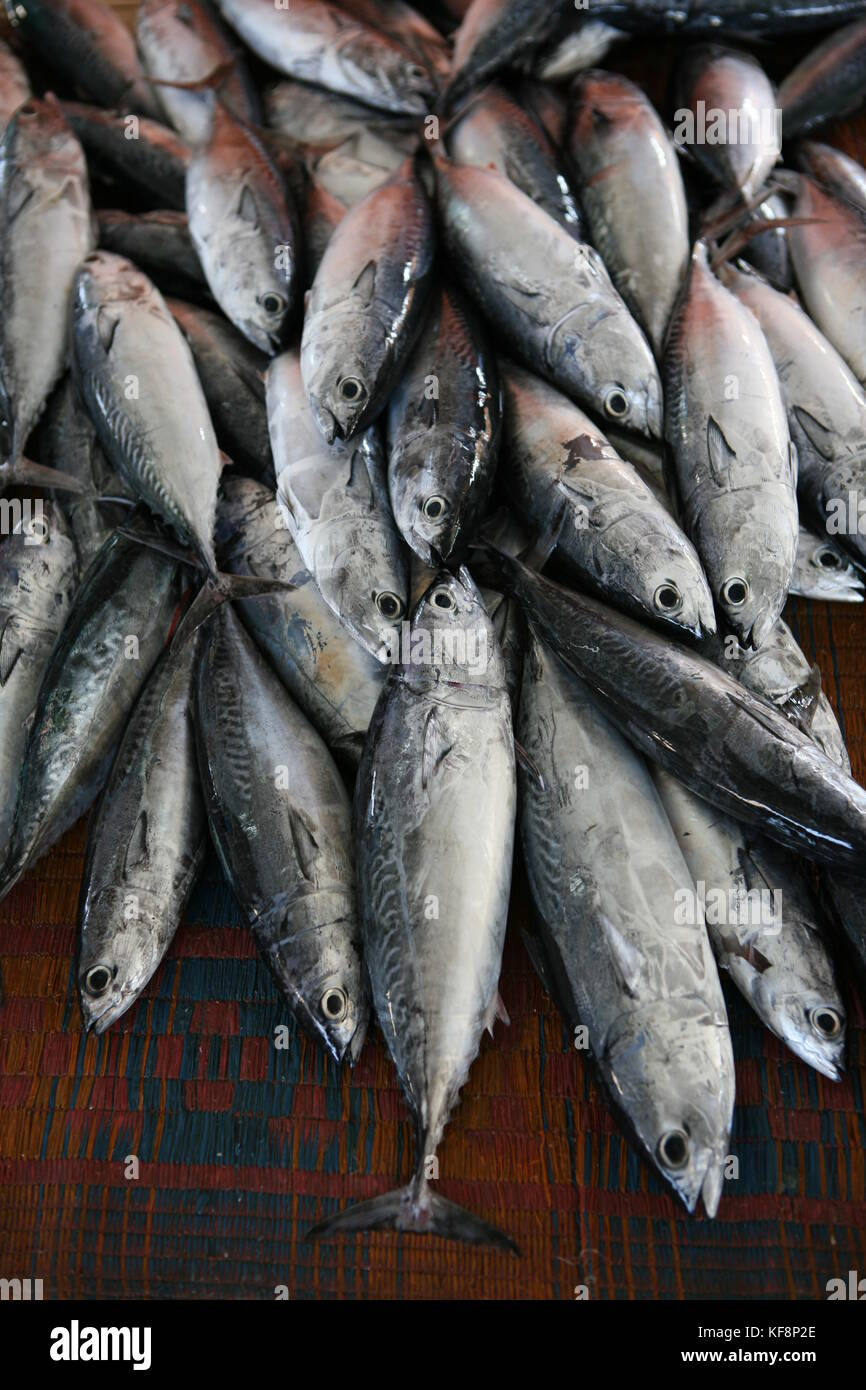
[306,1180,518,1254]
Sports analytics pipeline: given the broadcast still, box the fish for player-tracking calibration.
[97,210,207,302]
[446,0,565,106]
[740,192,793,290]
[263,78,419,153]
[168,298,273,485]
[215,0,436,115]
[435,157,662,438]
[518,633,734,1215]
[61,101,190,210]
[0,37,30,135]
[796,140,866,215]
[653,770,846,1081]
[338,0,450,83]
[477,550,866,869]
[302,178,346,279]
[268,349,409,660]
[568,70,689,358]
[136,0,260,147]
[195,602,369,1065]
[664,241,798,649]
[0,501,79,859]
[533,19,628,81]
[779,16,866,137]
[308,567,517,1248]
[789,175,866,386]
[0,98,94,469]
[499,361,715,637]
[215,475,386,765]
[302,130,409,208]
[674,45,780,200]
[719,259,866,571]
[186,101,302,353]
[0,519,182,899]
[387,283,501,565]
[71,252,224,575]
[76,636,207,1034]
[301,156,434,443]
[791,524,864,602]
[6,0,163,118]
[514,76,567,145]
[446,83,582,238]
[586,1,866,35]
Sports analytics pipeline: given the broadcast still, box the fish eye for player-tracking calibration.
[653,582,682,615]
[422,495,447,521]
[376,591,404,620]
[431,588,456,611]
[813,545,842,571]
[407,64,428,82]
[14,514,49,543]
[260,292,286,317]
[721,576,749,608]
[339,376,367,403]
[809,1006,842,1039]
[603,387,630,420]
[657,1129,690,1170]
[321,986,348,1022]
[84,965,112,997]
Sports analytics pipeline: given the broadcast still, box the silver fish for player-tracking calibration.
[779,16,866,137]
[309,567,517,1248]
[664,241,798,649]
[568,70,689,358]
[797,140,866,216]
[789,174,866,385]
[77,637,207,1033]
[302,178,346,279]
[61,101,190,210]
[0,98,93,467]
[435,157,662,438]
[264,78,419,152]
[195,602,369,1065]
[339,0,450,83]
[305,130,409,208]
[301,157,434,442]
[519,634,734,1216]
[654,770,846,1081]
[269,350,409,660]
[534,19,628,80]
[447,0,562,106]
[97,210,207,302]
[791,525,864,602]
[740,192,793,290]
[0,38,30,135]
[500,361,715,636]
[71,252,223,574]
[674,44,780,199]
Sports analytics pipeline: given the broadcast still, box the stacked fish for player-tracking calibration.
[3,0,866,1254]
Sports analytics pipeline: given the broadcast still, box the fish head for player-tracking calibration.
[76,890,166,1035]
[270,902,371,1066]
[409,565,507,687]
[74,249,155,313]
[389,443,486,566]
[5,94,84,173]
[302,341,375,444]
[339,35,435,117]
[630,529,717,639]
[711,518,794,650]
[751,966,846,1081]
[561,286,662,439]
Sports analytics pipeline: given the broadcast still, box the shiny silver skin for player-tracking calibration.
[215,0,436,115]
[720,259,866,570]
[77,637,207,1034]
[186,102,301,354]
[195,603,369,1065]
[269,351,408,660]
[519,635,734,1216]
[97,210,207,302]
[0,38,30,135]
[446,84,582,238]
[71,252,223,574]
[0,502,78,859]
[654,770,846,1081]
[435,158,662,439]
[797,141,866,215]
[215,475,385,765]
[791,525,864,602]
[387,283,501,565]
[480,552,866,869]
[534,19,627,80]
[447,0,562,106]
[741,192,793,290]
[61,101,190,210]
[136,0,259,147]
[789,175,866,385]
[674,44,780,198]
[664,241,798,649]
[168,298,273,485]
[301,157,434,443]
[500,361,715,637]
[569,70,689,358]
[304,131,409,208]
[779,16,866,137]
[0,522,182,898]
[588,0,866,36]
[312,568,516,1248]
[339,0,450,83]
[0,99,93,468]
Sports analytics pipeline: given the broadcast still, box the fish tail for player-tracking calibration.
[1,456,90,496]
[306,1173,518,1254]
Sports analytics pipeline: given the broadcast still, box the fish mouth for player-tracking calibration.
[310,398,339,446]
[701,1159,725,1219]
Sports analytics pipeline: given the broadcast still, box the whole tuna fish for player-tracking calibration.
[0,503,78,858]
[478,551,866,869]
[447,0,565,106]
[309,568,517,1248]
[215,0,435,115]
[269,350,408,660]
[97,210,207,302]
[387,284,501,565]
[70,252,223,573]
[789,175,866,386]
[568,70,689,358]
[674,46,780,200]
[0,38,30,135]
[216,475,386,764]
[0,99,93,469]
[791,525,864,602]
[62,102,190,210]
[187,102,302,354]
[500,362,715,636]
[654,770,846,1080]
[0,521,182,899]
[779,17,866,137]
[435,158,662,438]
[301,157,434,443]
[77,637,206,1033]
[664,241,798,649]
[797,141,866,215]
[518,634,734,1215]
[196,603,369,1065]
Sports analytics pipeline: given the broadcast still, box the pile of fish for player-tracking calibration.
[3,0,866,1253]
